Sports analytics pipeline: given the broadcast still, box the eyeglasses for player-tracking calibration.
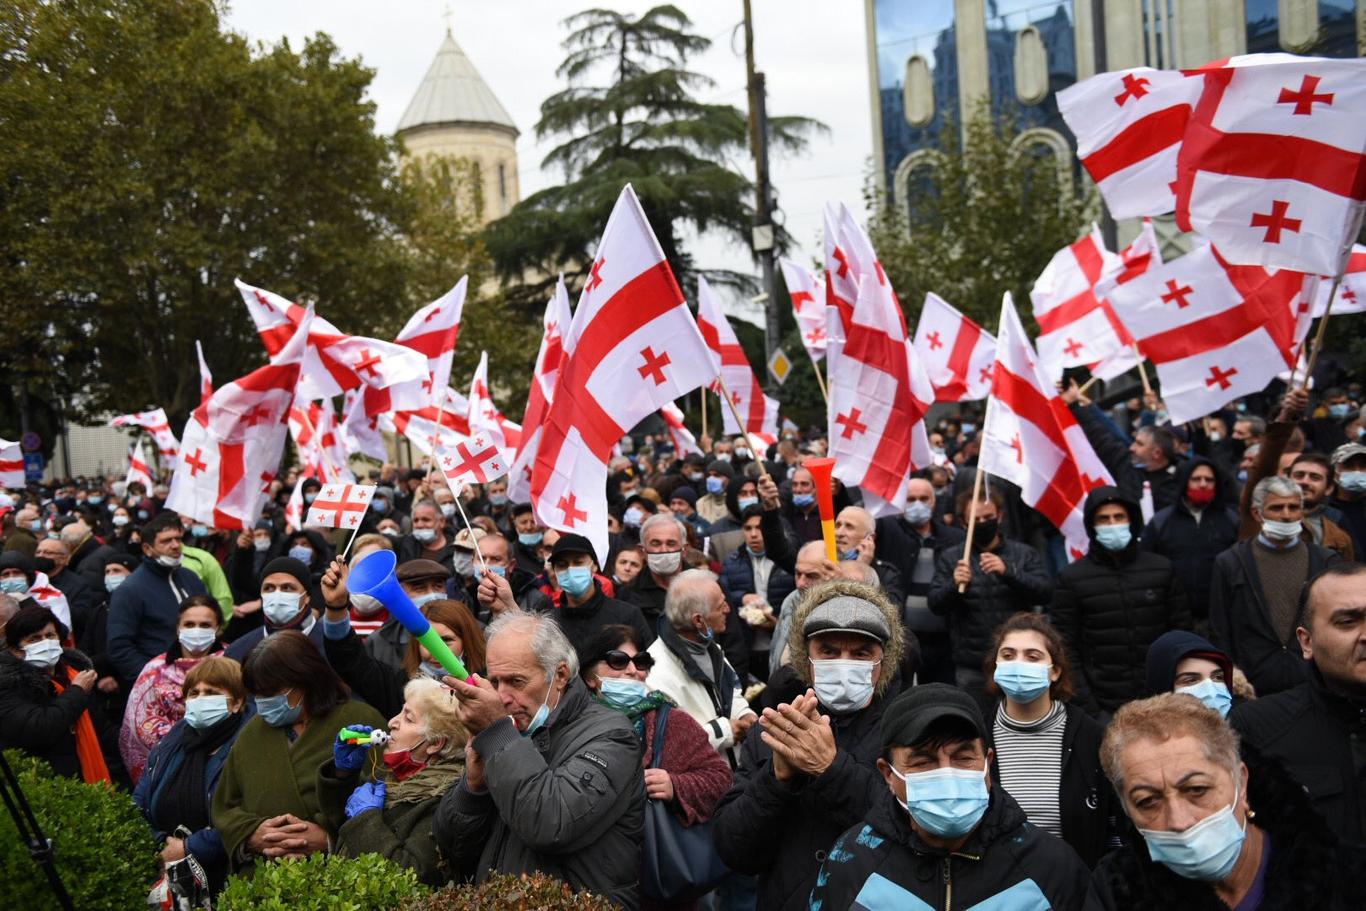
[603,649,654,671]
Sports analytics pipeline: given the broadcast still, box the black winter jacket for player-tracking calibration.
[988,702,1120,868]
[810,785,1100,910]
[1209,538,1340,698]
[1231,668,1366,850]
[551,584,654,663]
[928,538,1052,671]
[1139,456,1240,619]
[873,514,966,601]
[0,649,124,782]
[712,694,889,911]
[1093,744,1363,909]
[1071,403,1181,512]
[1052,487,1191,714]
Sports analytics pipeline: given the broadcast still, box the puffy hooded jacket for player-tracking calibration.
[1142,629,1233,696]
[1139,456,1240,619]
[1051,486,1191,714]
[927,538,1052,672]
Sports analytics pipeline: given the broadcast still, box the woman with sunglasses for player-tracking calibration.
[579,625,732,911]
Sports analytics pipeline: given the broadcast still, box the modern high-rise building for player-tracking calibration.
[866,1,1362,217]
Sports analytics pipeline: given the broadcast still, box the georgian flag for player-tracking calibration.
[467,351,522,464]
[109,408,179,468]
[381,386,472,457]
[123,443,155,495]
[779,257,827,362]
[697,276,779,443]
[531,185,715,561]
[509,276,572,503]
[0,438,25,490]
[30,572,71,631]
[1312,244,1366,316]
[363,277,467,417]
[660,402,701,457]
[196,340,214,406]
[437,433,508,496]
[912,292,997,402]
[1031,225,1132,379]
[340,389,390,463]
[304,483,376,530]
[981,293,1113,560]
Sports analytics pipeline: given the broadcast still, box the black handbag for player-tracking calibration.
[640,705,731,902]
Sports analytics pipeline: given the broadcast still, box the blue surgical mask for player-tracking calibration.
[1329,403,1352,419]
[1339,471,1366,494]
[184,694,232,730]
[112,515,129,528]
[993,661,1052,703]
[960,423,976,435]
[489,493,509,507]
[1177,679,1232,718]
[287,545,313,564]
[1094,525,1132,551]
[178,627,218,655]
[262,591,303,626]
[104,575,126,593]
[556,566,594,598]
[0,577,30,595]
[705,476,726,496]
[29,520,43,533]
[255,691,302,728]
[413,528,437,543]
[523,689,556,736]
[372,497,389,514]
[488,565,507,578]
[894,765,990,838]
[737,496,759,511]
[792,493,815,508]
[518,531,543,547]
[87,496,103,506]
[190,524,210,538]
[303,492,317,504]
[413,591,442,607]
[598,677,650,709]
[1139,785,1247,881]
[903,500,933,525]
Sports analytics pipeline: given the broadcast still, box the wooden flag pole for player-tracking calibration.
[1132,345,1153,397]
[957,465,987,594]
[714,374,771,481]
[1300,272,1345,391]
[1077,375,1100,398]
[700,388,709,442]
[810,355,830,404]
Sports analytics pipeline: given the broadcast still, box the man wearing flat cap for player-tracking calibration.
[712,580,904,911]
[809,682,1099,910]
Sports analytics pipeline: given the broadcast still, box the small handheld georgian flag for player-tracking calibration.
[304,483,376,530]
[436,433,507,495]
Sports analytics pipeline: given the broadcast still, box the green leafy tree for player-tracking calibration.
[484,4,823,310]
[868,102,1092,335]
[0,0,411,434]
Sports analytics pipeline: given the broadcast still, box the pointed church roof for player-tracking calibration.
[396,31,518,136]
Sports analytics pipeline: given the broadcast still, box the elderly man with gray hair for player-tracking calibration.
[1210,475,1340,697]
[712,579,905,911]
[646,568,756,764]
[433,609,644,908]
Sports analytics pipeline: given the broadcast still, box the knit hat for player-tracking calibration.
[706,459,735,479]
[671,485,698,508]
[802,594,891,643]
[881,683,986,750]
[260,556,310,589]
[0,551,36,584]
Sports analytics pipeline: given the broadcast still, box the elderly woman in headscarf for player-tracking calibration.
[325,676,467,886]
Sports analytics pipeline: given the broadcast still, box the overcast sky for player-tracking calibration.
[223,0,872,325]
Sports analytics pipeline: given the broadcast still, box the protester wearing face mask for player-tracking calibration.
[507,503,546,575]
[327,677,468,886]
[78,553,139,701]
[582,624,732,907]
[214,630,384,873]
[713,581,906,911]
[984,613,1116,867]
[321,554,487,717]
[475,477,512,529]
[107,512,208,690]
[620,513,689,632]
[783,465,828,545]
[1211,476,1340,698]
[0,605,124,785]
[1145,629,1238,718]
[119,594,225,784]
[810,683,1096,910]
[448,526,485,599]
[695,460,733,525]
[874,473,966,685]
[224,557,326,662]
[133,656,248,891]
[1285,453,1356,560]
[540,534,652,659]
[398,498,456,575]
[433,610,645,908]
[1051,487,1190,716]
[1328,442,1366,557]
[1095,693,1357,910]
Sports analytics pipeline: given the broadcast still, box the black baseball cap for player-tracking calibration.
[881,683,986,750]
[549,533,595,563]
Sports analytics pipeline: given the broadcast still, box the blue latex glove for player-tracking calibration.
[333,724,374,772]
[344,781,386,819]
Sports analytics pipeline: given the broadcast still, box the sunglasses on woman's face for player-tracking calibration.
[603,649,654,671]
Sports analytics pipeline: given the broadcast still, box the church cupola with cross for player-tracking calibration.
[395,22,520,222]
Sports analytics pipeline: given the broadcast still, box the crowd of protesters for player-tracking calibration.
[0,377,1363,909]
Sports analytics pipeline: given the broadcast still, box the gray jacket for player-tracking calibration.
[432,678,645,908]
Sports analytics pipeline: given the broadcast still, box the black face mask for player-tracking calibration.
[971,519,999,549]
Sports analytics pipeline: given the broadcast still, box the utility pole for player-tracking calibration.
[742,0,781,390]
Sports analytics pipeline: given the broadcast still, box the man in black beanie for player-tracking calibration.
[224,557,323,661]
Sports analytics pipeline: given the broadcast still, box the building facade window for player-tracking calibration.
[984,1,1077,137]
[1247,0,1359,56]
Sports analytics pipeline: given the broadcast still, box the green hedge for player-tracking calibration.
[402,872,617,911]
[218,852,426,911]
[0,750,160,911]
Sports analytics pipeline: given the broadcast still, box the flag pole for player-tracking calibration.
[1077,375,1100,398]
[715,374,771,481]
[1299,274,1344,391]
[452,493,489,575]
[700,387,709,442]
[426,392,448,484]
[810,355,830,404]
[338,513,366,561]
[957,463,987,594]
[1132,345,1153,397]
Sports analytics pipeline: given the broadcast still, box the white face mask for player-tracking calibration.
[23,639,64,670]
[646,550,682,576]
[262,591,303,626]
[156,553,181,568]
[1260,518,1301,542]
[350,593,385,616]
[178,627,217,655]
[811,658,876,714]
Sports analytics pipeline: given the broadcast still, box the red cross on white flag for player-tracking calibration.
[437,434,508,495]
[1312,244,1366,316]
[912,292,997,402]
[362,277,468,417]
[509,275,573,504]
[697,276,779,442]
[0,438,24,490]
[1174,55,1366,276]
[660,402,702,457]
[305,483,376,530]
[530,185,715,561]
[123,442,155,494]
[779,257,827,363]
[381,386,473,457]
[1031,225,1135,379]
[109,408,180,468]
[980,293,1113,560]
[466,350,522,469]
